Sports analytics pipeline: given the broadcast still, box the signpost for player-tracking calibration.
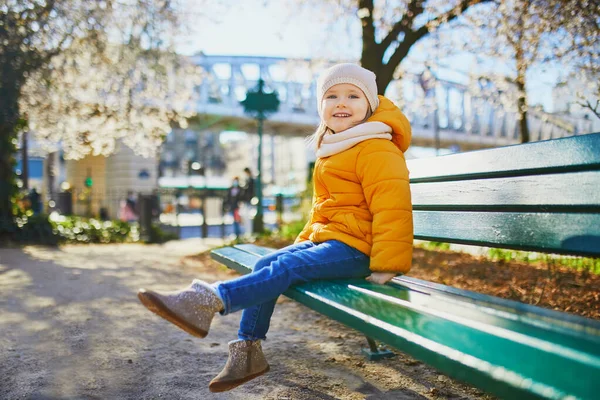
[241,79,280,233]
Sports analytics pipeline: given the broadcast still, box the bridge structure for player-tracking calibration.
[190,54,594,151]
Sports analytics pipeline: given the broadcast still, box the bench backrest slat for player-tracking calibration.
[408,133,600,256]
[411,171,600,211]
[413,211,600,256]
[408,133,600,183]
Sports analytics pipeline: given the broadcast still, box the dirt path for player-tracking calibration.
[0,241,492,400]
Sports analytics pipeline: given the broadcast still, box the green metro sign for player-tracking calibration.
[241,79,280,116]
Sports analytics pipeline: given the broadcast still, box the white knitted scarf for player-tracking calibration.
[316,121,392,158]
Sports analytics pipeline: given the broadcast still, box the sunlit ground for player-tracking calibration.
[0,239,228,398]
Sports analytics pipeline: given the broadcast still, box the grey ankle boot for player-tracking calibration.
[209,339,270,392]
[138,279,223,338]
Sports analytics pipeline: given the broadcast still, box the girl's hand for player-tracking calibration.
[366,272,396,284]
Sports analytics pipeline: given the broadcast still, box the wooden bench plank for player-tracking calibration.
[408,133,600,183]
[211,245,600,400]
[413,211,600,256]
[411,171,600,211]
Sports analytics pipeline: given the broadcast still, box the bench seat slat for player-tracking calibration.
[352,283,600,358]
[413,211,600,256]
[393,276,600,337]
[407,133,600,183]
[235,243,275,257]
[234,244,600,342]
[411,171,600,211]
[211,246,600,400]
[235,244,600,338]
[291,282,599,399]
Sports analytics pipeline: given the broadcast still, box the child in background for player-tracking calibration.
[138,63,413,392]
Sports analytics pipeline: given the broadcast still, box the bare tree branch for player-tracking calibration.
[379,0,423,51]
[577,99,600,120]
[413,0,491,44]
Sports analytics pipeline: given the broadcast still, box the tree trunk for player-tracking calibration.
[361,52,398,95]
[359,21,387,94]
[0,88,19,237]
[375,66,395,95]
[361,43,409,95]
[0,65,23,234]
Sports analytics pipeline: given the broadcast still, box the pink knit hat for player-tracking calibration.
[316,63,379,117]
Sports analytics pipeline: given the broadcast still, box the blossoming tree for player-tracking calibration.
[0,0,205,234]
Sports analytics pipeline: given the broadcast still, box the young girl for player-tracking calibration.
[138,63,414,392]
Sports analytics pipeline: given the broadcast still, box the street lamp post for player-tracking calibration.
[241,79,280,234]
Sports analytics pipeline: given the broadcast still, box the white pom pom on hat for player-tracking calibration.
[316,63,379,117]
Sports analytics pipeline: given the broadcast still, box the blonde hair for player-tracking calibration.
[308,108,374,150]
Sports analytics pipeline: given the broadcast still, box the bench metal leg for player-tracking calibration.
[361,336,394,360]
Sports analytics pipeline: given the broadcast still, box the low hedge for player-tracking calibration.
[49,214,137,244]
[9,213,180,245]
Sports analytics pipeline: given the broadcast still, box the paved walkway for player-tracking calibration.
[0,240,490,400]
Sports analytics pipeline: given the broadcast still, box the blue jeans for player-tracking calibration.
[215,240,370,341]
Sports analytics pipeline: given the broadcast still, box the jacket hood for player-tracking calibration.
[367,95,411,152]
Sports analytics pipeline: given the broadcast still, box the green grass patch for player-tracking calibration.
[416,241,451,251]
[487,247,600,274]
[278,220,307,241]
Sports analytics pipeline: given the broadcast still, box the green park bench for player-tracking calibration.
[211,132,600,400]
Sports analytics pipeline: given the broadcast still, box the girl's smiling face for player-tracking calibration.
[321,83,370,133]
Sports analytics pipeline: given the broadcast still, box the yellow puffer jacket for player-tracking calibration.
[296,96,413,273]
